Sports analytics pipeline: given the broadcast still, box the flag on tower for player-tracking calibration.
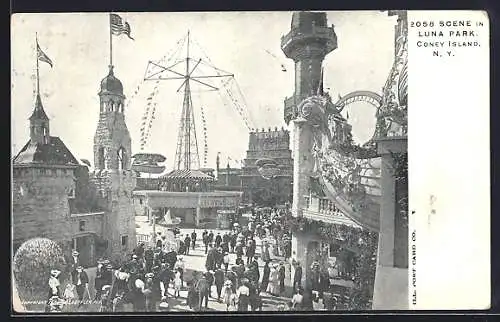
[37,42,53,68]
[110,13,134,40]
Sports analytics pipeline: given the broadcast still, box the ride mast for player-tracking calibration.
[143,31,234,170]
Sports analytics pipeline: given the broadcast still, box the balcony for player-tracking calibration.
[302,196,361,228]
[281,25,337,58]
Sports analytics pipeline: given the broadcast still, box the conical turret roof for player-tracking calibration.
[29,94,49,121]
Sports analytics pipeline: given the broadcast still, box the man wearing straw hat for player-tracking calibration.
[72,265,89,307]
[68,250,80,282]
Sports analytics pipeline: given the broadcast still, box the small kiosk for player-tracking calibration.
[216,209,236,229]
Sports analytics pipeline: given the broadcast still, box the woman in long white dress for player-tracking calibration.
[266,264,280,296]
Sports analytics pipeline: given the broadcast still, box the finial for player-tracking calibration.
[274,126,278,131]
[261,128,265,132]
[108,65,114,75]
[268,127,271,132]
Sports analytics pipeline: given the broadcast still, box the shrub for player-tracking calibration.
[13,238,67,304]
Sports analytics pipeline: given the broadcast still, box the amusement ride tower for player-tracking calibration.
[143,31,235,170]
[281,12,337,217]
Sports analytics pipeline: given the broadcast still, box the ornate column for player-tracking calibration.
[372,10,408,310]
[291,117,314,217]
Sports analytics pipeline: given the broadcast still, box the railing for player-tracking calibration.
[137,233,151,245]
[281,25,337,49]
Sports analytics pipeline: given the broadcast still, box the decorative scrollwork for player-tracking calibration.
[377,13,408,137]
[296,92,381,226]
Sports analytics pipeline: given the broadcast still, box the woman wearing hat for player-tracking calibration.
[46,269,62,311]
[266,263,280,296]
[99,285,112,312]
[223,280,237,311]
[94,260,105,301]
[236,278,250,311]
[143,273,156,312]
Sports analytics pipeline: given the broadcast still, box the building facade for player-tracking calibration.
[12,65,137,266]
[282,11,408,310]
[240,127,293,206]
[90,65,137,263]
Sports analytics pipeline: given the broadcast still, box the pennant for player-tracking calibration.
[37,42,53,68]
[110,13,134,40]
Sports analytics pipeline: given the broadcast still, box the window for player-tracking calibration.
[121,235,128,248]
[40,168,47,175]
[68,188,75,198]
[117,147,127,171]
[139,198,143,205]
[304,196,310,209]
[79,220,85,232]
[51,169,57,176]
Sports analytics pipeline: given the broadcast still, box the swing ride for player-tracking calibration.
[130,31,255,177]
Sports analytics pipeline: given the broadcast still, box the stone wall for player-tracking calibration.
[12,166,76,254]
[70,213,104,236]
[92,170,137,263]
[93,112,132,171]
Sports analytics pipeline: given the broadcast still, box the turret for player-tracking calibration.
[282,11,337,124]
[29,94,50,145]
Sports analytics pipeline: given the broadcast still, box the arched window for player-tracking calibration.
[98,147,105,169]
[42,126,49,144]
[117,146,127,171]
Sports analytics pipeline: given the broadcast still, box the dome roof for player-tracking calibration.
[99,66,123,95]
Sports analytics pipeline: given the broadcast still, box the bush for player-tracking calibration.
[13,238,67,304]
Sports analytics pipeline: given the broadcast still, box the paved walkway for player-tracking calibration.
[62,227,295,312]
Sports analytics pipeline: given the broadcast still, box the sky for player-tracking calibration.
[11,11,396,170]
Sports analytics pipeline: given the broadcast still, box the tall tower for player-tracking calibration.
[92,65,136,262]
[281,11,337,217]
[282,11,337,123]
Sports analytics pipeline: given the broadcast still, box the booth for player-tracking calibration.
[217,209,235,229]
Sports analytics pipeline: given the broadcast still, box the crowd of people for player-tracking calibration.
[45,207,344,312]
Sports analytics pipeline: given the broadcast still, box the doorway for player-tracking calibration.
[72,234,96,268]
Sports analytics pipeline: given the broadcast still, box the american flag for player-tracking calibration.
[37,42,53,68]
[110,13,134,40]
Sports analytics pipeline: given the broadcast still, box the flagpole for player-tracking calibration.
[35,32,40,95]
[109,13,113,68]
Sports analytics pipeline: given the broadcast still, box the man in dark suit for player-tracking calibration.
[68,250,81,282]
[73,266,89,306]
[215,233,222,248]
[293,262,303,292]
[191,230,197,250]
[214,268,225,302]
[279,262,286,295]
[144,246,155,273]
[184,234,191,255]
[195,273,211,310]
[208,231,214,245]
[202,231,209,254]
